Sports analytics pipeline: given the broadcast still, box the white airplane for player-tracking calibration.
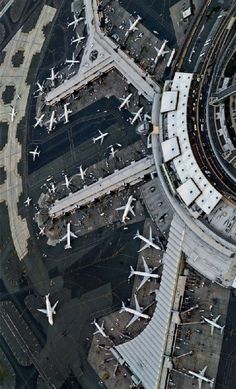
[62,103,72,124]
[46,67,58,86]
[47,110,57,132]
[77,165,87,181]
[37,294,59,326]
[130,107,143,125]
[202,315,225,335]
[49,183,57,194]
[39,226,45,235]
[35,81,44,95]
[116,195,135,223]
[62,174,72,190]
[68,14,84,30]
[24,197,32,207]
[134,226,161,252]
[120,294,150,328]
[9,106,16,122]
[92,319,108,338]
[118,93,132,110]
[188,366,214,389]
[65,53,80,69]
[29,146,40,161]
[92,130,108,144]
[129,256,160,291]
[125,15,142,37]
[71,33,85,46]
[34,114,45,128]
[59,222,78,249]
[154,39,169,64]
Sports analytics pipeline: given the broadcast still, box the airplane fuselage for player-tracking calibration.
[46,295,54,325]
[131,270,159,278]
[123,306,149,319]
[131,107,143,124]
[188,370,214,386]
[136,233,161,251]
[122,195,134,222]
[203,317,224,331]
[119,93,132,110]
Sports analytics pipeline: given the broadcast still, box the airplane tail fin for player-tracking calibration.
[210,379,215,388]
[133,230,139,239]
[221,325,225,334]
[65,243,72,249]
[92,138,96,143]
[119,302,126,313]
[128,266,134,279]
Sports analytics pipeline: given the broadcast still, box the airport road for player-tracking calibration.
[0,5,56,261]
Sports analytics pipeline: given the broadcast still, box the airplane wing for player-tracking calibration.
[70,231,77,239]
[52,301,59,313]
[137,276,149,291]
[142,257,150,273]
[197,378,202,389]
[129,206,135,217]
[128,19,132,28]
[163,50,169,55]
[134,294,141,312]
[214,315,221,323]
[59,233,67,242]
[138,243,150,252]
[199,366,207,376]
[100,137,105,144]
[210,324,214,336]
[37,308,48,316]
[116,205,125,211]
[126,314,138,328]
[149,226,153,242]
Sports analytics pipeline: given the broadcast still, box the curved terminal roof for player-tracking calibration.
[162,72,222,214]
[113,217,185,389]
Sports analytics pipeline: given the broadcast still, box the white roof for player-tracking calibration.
[160,91,178,113]
[114,217,185,389]
[177,179,201,206]
[161,137,180,162]
[165,72,222,214]
[183,7,192,19]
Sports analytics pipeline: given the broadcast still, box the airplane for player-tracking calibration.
[188,366,214,389]
[133,226,161,252]
[92,319,108,338]
[62,103,72,124]
[62,174,73,190]
[128,256,160,291]
[92,130,108,145]
[202,315,225,335]
[39,226,45,235]
[47,110,57,132]
[65,53,80,69]
[71,33,85,46]
[154,39,169,64]
[24,197,32,207]
[9,106,16,122]
[116,195,135,223]
[67,14,85,30]
[125,15,142,37]
[108,144,121,158]
[46,67,58,86]
[29,146,40,161]
[130,107,143,125]
[77,165,87,181]
[120,294,150,328]
[118,93,132,110]
[59,222,78,249]
[34,114,45,128]
[37,293,59,326]
[49,183,57,194]
[34,81,44,95]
